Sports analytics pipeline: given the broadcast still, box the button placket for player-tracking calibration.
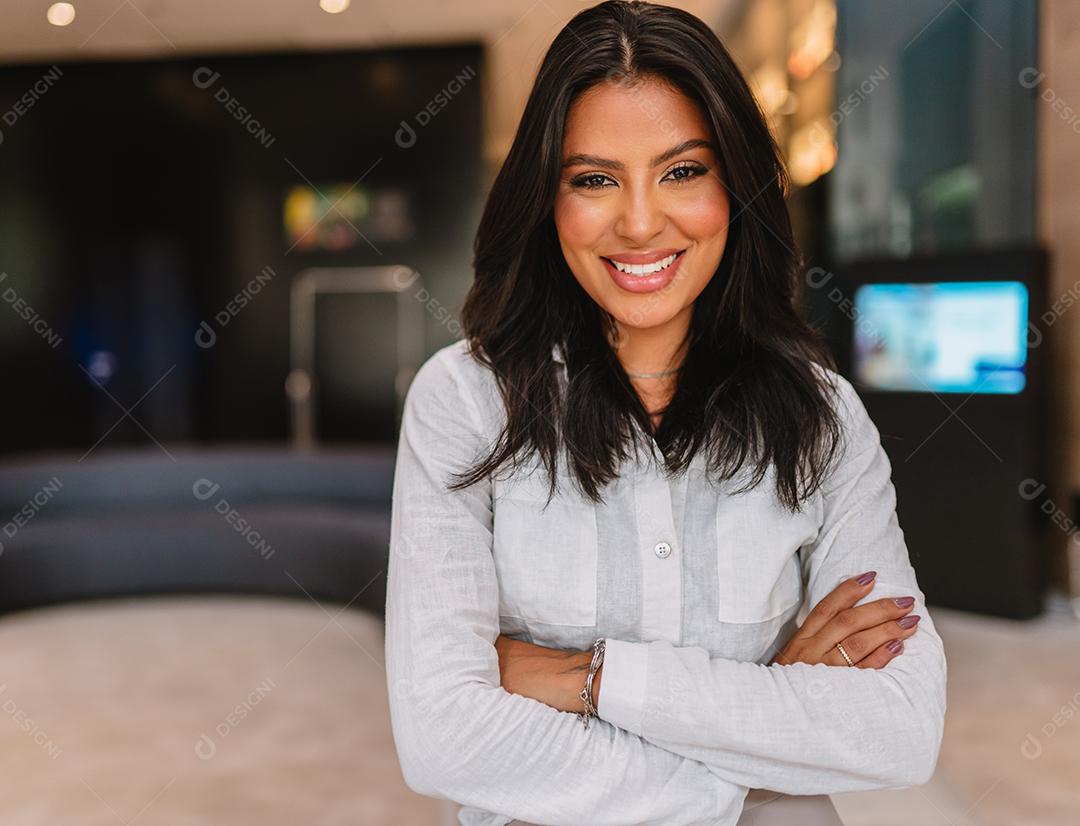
[633,467,682,643]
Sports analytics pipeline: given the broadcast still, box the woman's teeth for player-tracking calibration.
[607,252,681,276]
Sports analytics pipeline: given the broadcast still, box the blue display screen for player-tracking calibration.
[852,281,1029,394]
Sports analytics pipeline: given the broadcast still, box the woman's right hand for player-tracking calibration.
[768,571,921,669]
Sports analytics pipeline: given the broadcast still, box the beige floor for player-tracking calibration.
[0,595,1076,825]
[0,595,443,826]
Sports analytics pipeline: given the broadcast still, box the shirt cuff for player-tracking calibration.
[596,637,649,737]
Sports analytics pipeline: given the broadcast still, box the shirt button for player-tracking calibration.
[654,541,672,559]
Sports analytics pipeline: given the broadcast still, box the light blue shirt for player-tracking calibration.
[384,338,947,825]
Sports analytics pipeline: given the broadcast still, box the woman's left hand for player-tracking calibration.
[495,634,602,714]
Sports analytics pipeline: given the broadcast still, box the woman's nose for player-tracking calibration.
[614,186,666,244]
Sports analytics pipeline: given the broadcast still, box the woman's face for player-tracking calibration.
[553,76,730,334]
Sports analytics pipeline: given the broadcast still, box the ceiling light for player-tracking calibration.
[46,2,76,26]
[319,0,350,13]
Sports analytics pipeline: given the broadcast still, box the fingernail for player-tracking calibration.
[898,615,921,629]
[886,639,903,654]
[894,596,915,608]
[855,571,877,586]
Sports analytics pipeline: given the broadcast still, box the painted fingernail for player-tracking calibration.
[894,596,915,608]
[897,615,921,629]
[855,571,877,586]
[886,639,903,654]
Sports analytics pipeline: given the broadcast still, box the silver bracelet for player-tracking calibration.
[578,638,606,730]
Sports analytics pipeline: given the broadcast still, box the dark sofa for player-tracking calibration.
[0,444,397,615]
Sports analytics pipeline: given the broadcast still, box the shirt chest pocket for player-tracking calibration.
[714,480,822,624]
[492,469,599,628]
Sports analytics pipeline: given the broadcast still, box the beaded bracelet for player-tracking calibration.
[577,637,606,730]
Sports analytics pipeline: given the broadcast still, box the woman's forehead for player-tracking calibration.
[562,81,714,162]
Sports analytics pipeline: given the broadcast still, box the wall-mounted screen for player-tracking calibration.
[852,281,1028,394]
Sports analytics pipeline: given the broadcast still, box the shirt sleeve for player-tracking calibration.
[596,371,948,795]
[384,347,746,826]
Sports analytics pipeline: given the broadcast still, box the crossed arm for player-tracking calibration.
[384,351,947,824]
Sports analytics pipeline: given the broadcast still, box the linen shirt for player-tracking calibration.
[384,338,947,826]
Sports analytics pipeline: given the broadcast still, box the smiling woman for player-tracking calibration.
[384,2,946,825]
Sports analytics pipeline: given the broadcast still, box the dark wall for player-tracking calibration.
[0,45,486,455]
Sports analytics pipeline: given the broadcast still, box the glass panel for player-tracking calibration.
[830,0,1037,261]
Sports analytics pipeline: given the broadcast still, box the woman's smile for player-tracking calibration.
[601,248,687,293]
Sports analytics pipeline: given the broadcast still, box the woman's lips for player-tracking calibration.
[601,250,686,294]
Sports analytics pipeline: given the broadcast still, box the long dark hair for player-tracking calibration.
[451,0,843,513]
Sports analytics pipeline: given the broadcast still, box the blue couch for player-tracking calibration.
[0,445,396,615]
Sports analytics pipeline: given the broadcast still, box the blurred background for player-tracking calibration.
[0,0,1077,823]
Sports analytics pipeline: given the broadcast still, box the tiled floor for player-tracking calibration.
[833,599,1080,826]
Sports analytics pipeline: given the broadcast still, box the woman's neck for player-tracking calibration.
[604,308,691,436]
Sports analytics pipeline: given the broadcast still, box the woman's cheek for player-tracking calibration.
[677,188,729,235]
[560,198,611,245]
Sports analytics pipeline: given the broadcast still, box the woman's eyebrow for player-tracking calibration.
[561,138,715,171]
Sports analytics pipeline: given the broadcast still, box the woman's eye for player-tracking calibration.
[666,164,707,184]
[570,173,612,190]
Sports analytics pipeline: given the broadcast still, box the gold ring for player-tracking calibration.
[835,641,855,667]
